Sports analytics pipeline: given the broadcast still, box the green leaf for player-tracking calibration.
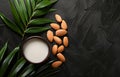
[36,60,60,77]
[0,13,22,36]
[42,69,60,77]
[25,0,32,17]
[13,0,26,25]
[0,42,8,62]
[9,0,24,31]
[8,57,26,77]
[19,0,28,23]
[32,8,56,17]
[19,64,34,77]
[29,18,54,25]
[0,47,19,77]
[49,8,57,12]
[25,27,50,33]
[36,0,42,3]
[30,0,36,11]
[34,60,54,76]
[27,71,36,77]
[37,67,60,77]
[35,0,57,9]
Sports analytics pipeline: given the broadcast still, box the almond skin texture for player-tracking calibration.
[61,20,68,30]
[50,23,60,30]
[52,44,58,55]
[52,61,62,68]
[47,30,54,42]
[57,53,66,62]
[54,36,62,45]
[58,45,64,53]
[63,36,69,47]
[56,29,67,36]
[55,14,62,22]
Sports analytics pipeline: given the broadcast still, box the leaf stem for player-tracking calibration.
[22,1,37,38]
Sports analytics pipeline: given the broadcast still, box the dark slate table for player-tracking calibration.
[0,0,120,77]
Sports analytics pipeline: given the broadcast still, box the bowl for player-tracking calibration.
[21,36,50,64]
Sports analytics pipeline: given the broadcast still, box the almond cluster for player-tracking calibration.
[47,14,69,68]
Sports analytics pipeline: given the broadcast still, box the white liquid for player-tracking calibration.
[23,38,49,63]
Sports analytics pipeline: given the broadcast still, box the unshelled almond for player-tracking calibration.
[50,23,60,30]
[52,61,62,68]
[61,20,68,30]
[63,36,69,47]
[56,29,67,36]
[57,53,66,62]
[55,14,62,22]
[54,36,62,45]
[47,30,54,42]
[58,45,64,53]
[52,44,58,55]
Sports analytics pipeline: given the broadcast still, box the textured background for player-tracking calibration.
[0,0,120,77]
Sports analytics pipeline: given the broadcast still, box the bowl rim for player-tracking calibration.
[21,36,51,64]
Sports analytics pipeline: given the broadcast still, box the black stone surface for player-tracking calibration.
[0,0,120,77]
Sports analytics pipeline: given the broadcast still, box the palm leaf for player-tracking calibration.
[8,57,26,77]
[34,60,54,76]
[35,0,57,9]
[0,47,19,77]
[0,13,22,36]
[32,8,56,17]
[25,27,50,33]
[0,0,60,76]
[0,44,35,77]
[29,18,54,25]
[28,71,36,77]
[30,0,36,11]
[36,0,42,4]
[25,0,32,17]
[0,0,58,37]
[9,0,24,31]
[35,61,60,77]
[18,64,34,77]
[19,0,28,23]
[41,69,60,77]
[13,0,26,25]
[0,42,8,62]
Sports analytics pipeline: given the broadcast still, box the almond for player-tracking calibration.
[52,44,58,55]
[57,53,66,62]
[55,14,62,22]
[52,61,62,68]
[50,23,60,30]
[53,36,62,45]
[56,29,67,36]
[58,45,64,53]
[47,30,54,42]
[63,36,69,47]
[61,20,68,30]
